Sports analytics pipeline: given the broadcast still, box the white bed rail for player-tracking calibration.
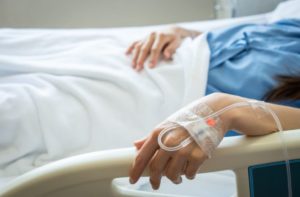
[0,129,299,197]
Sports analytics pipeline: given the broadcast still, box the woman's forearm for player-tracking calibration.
[212,93,300,136]
[231,101,300,136]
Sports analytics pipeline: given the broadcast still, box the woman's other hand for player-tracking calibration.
[126,27,201,71]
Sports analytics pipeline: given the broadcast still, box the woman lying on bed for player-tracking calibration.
[128,19,300,189]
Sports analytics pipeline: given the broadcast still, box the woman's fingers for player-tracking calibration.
[184,148,207,179]
[184,160,201,180]
[163,39,180,60]
[135,34,155,71]
[164,152,187,184]
[148,34,169,68]
[126,41,138,55]
[131,42,143,69]
[127,29,182,70]
[149,149,171,190]
[130,125,208,188]
[133,138,147,150]
[129,129,161,184]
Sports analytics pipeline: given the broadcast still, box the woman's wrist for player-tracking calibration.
[204,93,246,136]
[172,26,201,39]
[207,93,279,137]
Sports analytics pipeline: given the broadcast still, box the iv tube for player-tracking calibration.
[158,101,292,197]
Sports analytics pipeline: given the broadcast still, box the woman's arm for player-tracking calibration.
[219,93,300,136]
[129,93,300,189]
[126,26,201,71]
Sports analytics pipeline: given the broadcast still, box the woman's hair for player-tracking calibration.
[265,75,300,102]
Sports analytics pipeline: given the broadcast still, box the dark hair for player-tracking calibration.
[265,75,300,102]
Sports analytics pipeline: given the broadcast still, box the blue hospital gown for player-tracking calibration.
[206,19,300,108]
[206,19,300,136]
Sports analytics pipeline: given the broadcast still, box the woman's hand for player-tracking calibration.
[130,127,208,189]
[129,93,238,190]
[126,27,201,71]
[130,92,300,189]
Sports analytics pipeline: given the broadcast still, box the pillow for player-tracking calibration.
[268,0,300,23]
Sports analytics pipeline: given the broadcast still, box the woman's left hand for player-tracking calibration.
[129,125,208,190]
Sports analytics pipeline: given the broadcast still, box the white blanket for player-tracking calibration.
[0,28,210,177]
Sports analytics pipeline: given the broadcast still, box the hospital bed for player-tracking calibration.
[0,1,300,197]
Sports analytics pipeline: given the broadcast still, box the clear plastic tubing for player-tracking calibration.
[158,101,292,197]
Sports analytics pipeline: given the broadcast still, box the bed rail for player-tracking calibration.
[0,129,299,197]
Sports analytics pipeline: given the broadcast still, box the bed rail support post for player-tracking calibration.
[234,168,250,197]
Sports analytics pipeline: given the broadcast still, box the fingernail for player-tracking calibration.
[150,179,158,190]
[149,62,155,68]
[151,183,159,190]
[174,177,182,184]
[186,175,195,180]
[129,178,135,184]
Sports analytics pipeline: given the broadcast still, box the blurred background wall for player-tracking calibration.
[0,0,214,28]
[236,0,285,16]
[0,0,286,28]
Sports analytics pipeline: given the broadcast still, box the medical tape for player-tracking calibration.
[158,102,223,157]
[157,100,292,197]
